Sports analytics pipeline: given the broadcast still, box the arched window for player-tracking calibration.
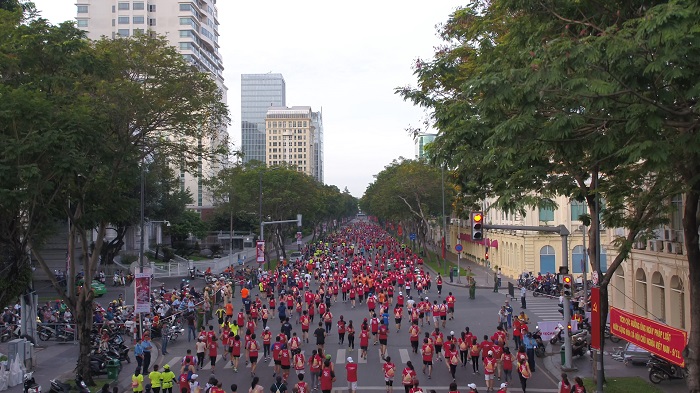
[613,268,625,309]
[651,272,666,322]
[539,245,556,275]
[635,269,648,316]
[670,276,685,329]
[572,245,586,274]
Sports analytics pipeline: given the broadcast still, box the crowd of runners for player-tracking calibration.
[130,220,552,393]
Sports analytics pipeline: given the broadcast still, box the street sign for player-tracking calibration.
[256,240,265,263]
[296,231,302,245]
[409,233,416,240]
[455,244,463,252]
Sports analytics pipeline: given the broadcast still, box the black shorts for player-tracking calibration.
[250,356,258,364]
[372,332,377,336]
[302,329,309,333]
[419,313,424,318]
[423,360,432,366]
[274,360,282,365]
[228,346,233,353]
[448,307,454,313]
[440,315,447,320]
[281,365,290,370]
[233,354,240,359]
[379,339,388,345]
[361,345,368,351]
[395,318,402,324]
[385,380,393,386]
[435,345,442,353]
[210,356,216,366]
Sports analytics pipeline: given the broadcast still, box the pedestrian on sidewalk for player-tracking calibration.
[135,337,144,370]
[493,271,499,293]
[469,276,476,299]
[519,285,527,309]
[142,334,153,374]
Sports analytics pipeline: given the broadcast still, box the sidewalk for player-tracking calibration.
[542,345,687,392]
[422,243,517,290]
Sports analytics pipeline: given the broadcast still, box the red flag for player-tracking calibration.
[590,287,601,350]
[441,236,446,259]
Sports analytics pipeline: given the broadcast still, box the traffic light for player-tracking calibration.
[562,274,573,298]
[485,246,489,260]
[471,211,484,240]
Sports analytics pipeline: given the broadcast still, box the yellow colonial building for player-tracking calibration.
[446,194,690,332]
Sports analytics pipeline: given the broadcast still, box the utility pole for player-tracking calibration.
[441,166,447,275]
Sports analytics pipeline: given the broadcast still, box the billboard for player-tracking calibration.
[256,240,265,263]
[610,307,687,366]
[134,273,151,313]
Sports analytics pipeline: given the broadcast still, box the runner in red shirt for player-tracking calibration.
[279,344,291,382]
[378,321,389,359]
[483,351,497,391]
[359,328,370,360]
[293,351,306,378]
[301,311,310,343]
[231,335,242,372]
[247,333,260,377]
[446,292,456,320]
[320,361,335,393]
[337,316,346,345]
[502,347,513,384]
[370,315,380,344]
[480,335,493,361]
[383,356,396,392]
[402,362,417,393]
[345,358,358,393]
[421,338,434,379]
[394,306,403,332]
[295,374,309,393]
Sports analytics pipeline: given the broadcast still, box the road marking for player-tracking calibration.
[167,356,182,369]
[201,355,222,370]
[329,386,558,392]
[399,348,410,364]
[336,348,346,364]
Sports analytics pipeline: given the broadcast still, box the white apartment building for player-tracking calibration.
[75,0,228,211]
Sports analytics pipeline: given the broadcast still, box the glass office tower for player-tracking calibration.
[241,74,286,164]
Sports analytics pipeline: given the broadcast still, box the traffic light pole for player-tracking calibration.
[482,223,574,370]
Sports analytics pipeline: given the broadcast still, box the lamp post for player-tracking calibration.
[441,166,448,275]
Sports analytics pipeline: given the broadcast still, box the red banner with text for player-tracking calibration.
[590,287,600,350]
[609,307,687,366]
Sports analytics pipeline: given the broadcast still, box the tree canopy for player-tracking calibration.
[397,0,700,387]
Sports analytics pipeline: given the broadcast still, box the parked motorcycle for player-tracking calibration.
[38,325,57,341]
[24,372,41,393]
[532,327,546,358]
[48,379,72,393]
[604,324,621,343]
[532,283,557,297]
[56,324,75,341]
[550,323,565,345]
[571,331,591,357]
[75,375,91,393]
[648,355,687,384]
[189,268,196,280]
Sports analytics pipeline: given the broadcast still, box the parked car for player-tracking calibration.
[289,251,303,263]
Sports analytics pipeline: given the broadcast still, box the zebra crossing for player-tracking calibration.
[163,347,418,371]
[525,294,563,322]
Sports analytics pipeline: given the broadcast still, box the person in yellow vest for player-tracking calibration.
[148,364,162,393]
[131,368,144,393]
[160,364,176,393]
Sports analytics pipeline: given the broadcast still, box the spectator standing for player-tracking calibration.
[345,357,358,393]
[142,334,153,375]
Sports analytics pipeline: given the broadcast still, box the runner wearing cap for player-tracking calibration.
[345,357,358,393]
[497,382,508,393]
[467,382,478,392]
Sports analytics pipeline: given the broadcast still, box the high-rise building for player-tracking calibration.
[75,0,228,211]
[415,133,437,160]
[241,74,286,164]
[265,106,323,182]
[311,110,324,183]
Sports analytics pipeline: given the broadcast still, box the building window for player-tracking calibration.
[180,17,195,27]
[539,245,556,275]
[180,4,192,11]
[179,30,194,38]
[179,42,193,50]
[133,2,144,10]
[118,2,129,10]
[570,200,587,222]
[133,16,144,24]
[112,5,115,13]
[572,245,586,274]
[148,18,156,26]
[77,5,88,13]
[77,19,88,27]
[148,4,156,12]
[635,269,648,316]
[651,272,666,322]
[117,29,130,36]
[613,269,625,309]
[133,28,144,35]
[670,276,685,329]
[118,16,129,24]
[538,199,555,222]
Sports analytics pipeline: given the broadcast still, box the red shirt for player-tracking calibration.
[262,331,272,345]
[383,362,396,379]
[208,341,217,357]
[178,374,189,391]
[370,318,380,333]
[301,316,310,330]
[232,339,241,356]
[247,340,259,357]
[378,324,388,340]
[402,368,416,386]
[294,353,305,370]
[422,344,434,361]
[484,356,496,374]
[337,320,346,334]
[320,367,334,390]
[502,353,513,370]
[360,330,370,347]
[280,349,291,366]
[346,363,358,382]
[296,382,309,393]
[480,340,492,356]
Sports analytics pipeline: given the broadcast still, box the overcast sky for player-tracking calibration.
[31,0,463,198]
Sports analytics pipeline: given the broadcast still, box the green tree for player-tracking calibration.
[361,158,451,258]
[0,9,229,382]
[396,0,695,385]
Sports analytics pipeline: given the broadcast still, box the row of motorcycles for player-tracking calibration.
[48,374,91,393]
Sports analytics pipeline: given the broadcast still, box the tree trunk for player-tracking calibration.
[75,289,95,384]
[683,190,700,393]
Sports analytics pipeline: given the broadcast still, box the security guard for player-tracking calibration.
[160,364,176,393]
